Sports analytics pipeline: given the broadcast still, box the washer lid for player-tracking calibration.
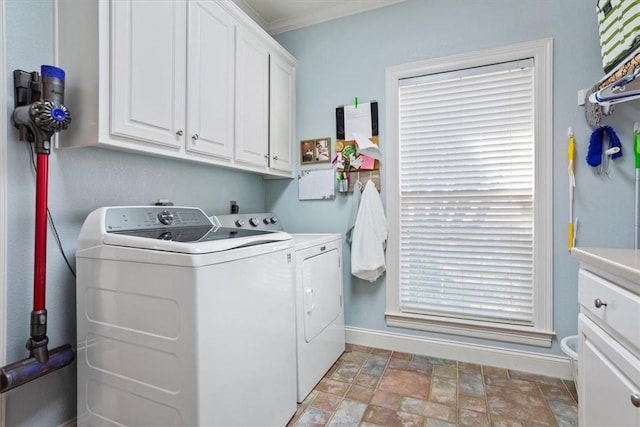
[103,228,292,254]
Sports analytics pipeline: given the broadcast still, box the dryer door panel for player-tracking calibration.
[301,249,341,342]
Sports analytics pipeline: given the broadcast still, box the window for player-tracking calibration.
[384,39,554,347]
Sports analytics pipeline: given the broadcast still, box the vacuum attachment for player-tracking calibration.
[0,344,74,394]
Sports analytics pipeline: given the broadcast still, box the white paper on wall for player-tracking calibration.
[298,169,336,200]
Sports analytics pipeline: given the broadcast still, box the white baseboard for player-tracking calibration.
[345,326,573,380]
[58,417,77,427]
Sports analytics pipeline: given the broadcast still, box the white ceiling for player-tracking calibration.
[232,0,407,35]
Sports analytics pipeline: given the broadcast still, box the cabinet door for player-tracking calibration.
[111,0,186,150]
[185,1,235,160]
[269,54,295,175]
[579,315,640,427]
[234,27,269,169]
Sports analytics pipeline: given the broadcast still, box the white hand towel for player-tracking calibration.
[351,179,387,282]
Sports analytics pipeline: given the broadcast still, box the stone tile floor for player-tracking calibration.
[288,344,578,427]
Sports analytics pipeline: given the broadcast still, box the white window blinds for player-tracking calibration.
[397,59,535,326]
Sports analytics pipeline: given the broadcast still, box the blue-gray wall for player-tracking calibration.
[268,0,640,356]
[4,1,267,425]
[4,0,640,425]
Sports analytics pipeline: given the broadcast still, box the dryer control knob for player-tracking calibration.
[269,217,278,224]
[249,217,260,227]
[263,217,271,224]
[235,219,245,227]
[158,210,174,225]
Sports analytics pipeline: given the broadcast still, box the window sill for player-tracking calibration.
[385,311,555,348]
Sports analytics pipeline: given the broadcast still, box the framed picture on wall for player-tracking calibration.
[300,137,331,164]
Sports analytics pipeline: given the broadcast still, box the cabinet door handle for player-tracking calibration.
[176,130,184,136]
[632,394,640,408]
[192,134,199,141]
[273,155,279,161]
[594,298,607,308]
[264,154,269,160]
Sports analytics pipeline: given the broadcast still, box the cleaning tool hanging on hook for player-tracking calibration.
[586,125,623,167]
[634,123,640,249]
[568,128,576,251]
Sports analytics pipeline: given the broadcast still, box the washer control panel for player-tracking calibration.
[213,213,282,232]
[105,206,212,232]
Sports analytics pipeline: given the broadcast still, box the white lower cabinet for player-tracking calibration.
[55,0,295,178]
[572,250,640,427]
[579,314,640,427]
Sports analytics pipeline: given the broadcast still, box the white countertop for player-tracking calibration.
[572,247,640,293]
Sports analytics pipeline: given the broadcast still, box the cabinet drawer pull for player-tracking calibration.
[594,298,607,308]
[632,394,640,408]
[192,134,199,141]
[176,129,184,136]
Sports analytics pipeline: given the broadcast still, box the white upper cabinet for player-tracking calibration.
[234,26,270,170]
[234,27,296,176]
[110,0,187,151]
[185,1,235,160]
[55,0,295,178]
[269,53,296,174]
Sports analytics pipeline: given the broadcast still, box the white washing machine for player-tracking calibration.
[76,206,297,427]
[215,213,345,402]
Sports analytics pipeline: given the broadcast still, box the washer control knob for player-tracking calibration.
[158,210,174,225]
[249,217,260,227]
[263,217,271,224]
[270,217,278,224]
[235,219,245,227]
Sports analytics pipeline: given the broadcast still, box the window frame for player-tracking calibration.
[384,39,554,347]
[0,0,7,420]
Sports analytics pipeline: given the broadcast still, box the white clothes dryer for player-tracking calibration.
[215,213,346,402]
[291,233,345,401]
[76,206,297,427]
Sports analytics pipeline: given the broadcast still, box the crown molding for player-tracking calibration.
[231,0,268,31]
[233,0,407,35]
[268,0,406,35]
